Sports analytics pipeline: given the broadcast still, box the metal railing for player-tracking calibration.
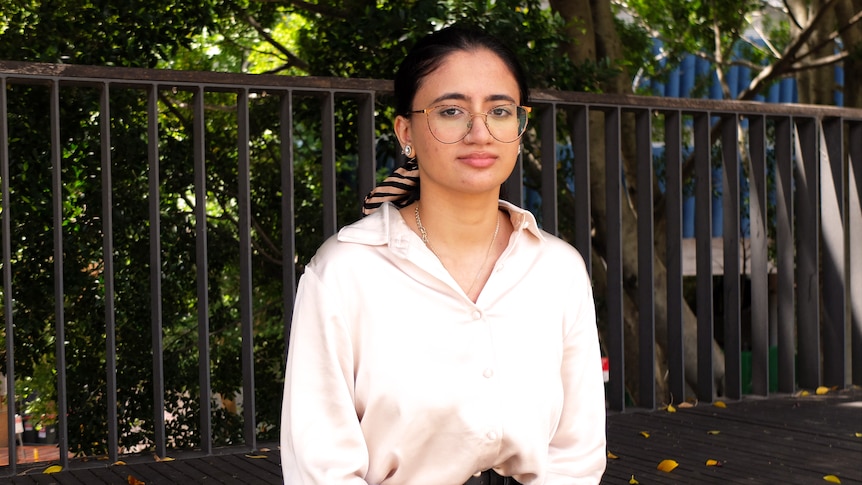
[1,60,860,475]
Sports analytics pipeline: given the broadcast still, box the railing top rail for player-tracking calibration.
[2,59,861,120]
[0,60,393,94]
[530,89,862,119]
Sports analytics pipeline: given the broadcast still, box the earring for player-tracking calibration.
[403,145,413,158]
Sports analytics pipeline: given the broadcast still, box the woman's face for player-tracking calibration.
[396,48,523,199]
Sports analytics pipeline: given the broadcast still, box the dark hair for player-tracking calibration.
[394,25,530,116]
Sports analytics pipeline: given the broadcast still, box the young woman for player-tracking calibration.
[281,26,607,485]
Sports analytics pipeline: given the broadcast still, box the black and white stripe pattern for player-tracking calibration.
[361,159,420,215]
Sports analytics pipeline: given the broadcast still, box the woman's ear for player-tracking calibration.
[394,115,412,151]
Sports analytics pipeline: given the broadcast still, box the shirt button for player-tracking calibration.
[471,310,482,320]
[483,368,494,378]
[486,431,498,441]
[473,471,482,477]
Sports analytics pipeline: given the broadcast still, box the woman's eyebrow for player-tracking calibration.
[428,93,517,105]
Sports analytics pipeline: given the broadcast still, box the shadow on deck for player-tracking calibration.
[3,388,861,484]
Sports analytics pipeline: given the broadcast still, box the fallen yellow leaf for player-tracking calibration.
[678,402,695,408]
[245,453,268,459]
[713,401,727,408]
[816,386,830,395]
[607,451,619,460]
[799,390,811,397]
[666,403,677,413]
[705,459,721,467]
[657,459,679,472]
[114,460,127,466]
[127,475,146,485]
[44,465,63,474]
[823,475,841,483]
[640,431,650,438]
[706,430,721,435]
[629,475,640,484]
[855,432,862,438]
[153,455,175,462]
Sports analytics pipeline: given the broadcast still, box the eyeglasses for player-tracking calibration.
[408,104,532,144]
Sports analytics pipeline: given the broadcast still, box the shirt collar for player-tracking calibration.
[337,201,546,249]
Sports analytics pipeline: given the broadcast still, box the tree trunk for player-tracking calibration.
[788,0,838,105]
[836,0,862,108]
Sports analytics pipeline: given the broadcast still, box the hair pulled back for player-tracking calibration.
[394,25,530,116]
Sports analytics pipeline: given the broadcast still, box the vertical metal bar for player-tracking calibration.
[281,94,297,355]
[635,109,655,409]
[321,93,337,237]
[572,105,591,274]
[357,94,376,211]
[666,111,685,402]
[50,80,70,468]
[795,117,820,389]
[605,108,625,411]
[748,115,769,396]
[100,83,119,461]
[693,113,714,400]
[820,117,846,387]
[721,115,740,401]
[775,117,796,392]
[237,89,257,449]
[502,144,524,206]
[193,86,212,454]
[147,84,166,458]
[503,100,535,206]
[540,104,558,234]
[1,76,20,473]
[849,119,862,386]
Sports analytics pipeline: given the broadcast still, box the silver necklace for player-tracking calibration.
[414,203,501,296]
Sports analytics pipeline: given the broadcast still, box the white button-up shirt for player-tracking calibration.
[281,201,607,484]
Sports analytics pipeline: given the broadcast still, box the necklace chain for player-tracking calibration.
[414,204,500,296]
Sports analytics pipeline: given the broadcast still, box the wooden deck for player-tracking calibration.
[3,388,860,484]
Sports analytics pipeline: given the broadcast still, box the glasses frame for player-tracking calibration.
[408,104,532,144]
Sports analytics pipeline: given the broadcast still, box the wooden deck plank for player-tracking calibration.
[2,389,859,484]
[603,389,862,484]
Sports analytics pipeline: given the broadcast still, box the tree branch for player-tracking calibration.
[793,8,862,64]
[252,0,349,20]
[786,51,850,73]
[737,0,843,101]
[242,13,310,73]
[783,0,804,30]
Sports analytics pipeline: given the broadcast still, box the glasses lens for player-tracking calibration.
[425,105,528,144]
[486,105,527,143]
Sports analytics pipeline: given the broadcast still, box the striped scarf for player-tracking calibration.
[361,159,420,215]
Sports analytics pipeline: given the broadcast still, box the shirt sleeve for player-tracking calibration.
[544,272,607,484]
[280,267,371,485]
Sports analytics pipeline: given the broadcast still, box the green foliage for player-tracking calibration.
[0,0,623,458]
[618,0,783,96]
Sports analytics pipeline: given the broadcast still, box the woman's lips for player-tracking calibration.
[459,152,497,168]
